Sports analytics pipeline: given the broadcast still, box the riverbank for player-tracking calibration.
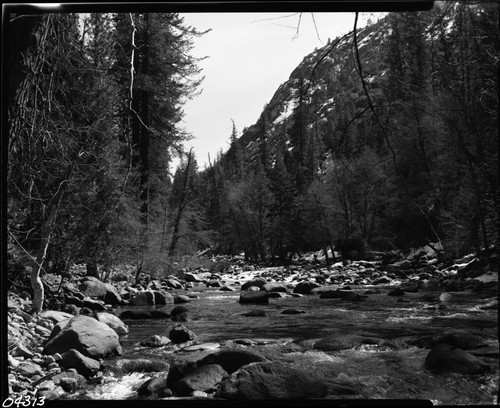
[6,250,499,404]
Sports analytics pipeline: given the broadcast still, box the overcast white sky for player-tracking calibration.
[178,12,382,168]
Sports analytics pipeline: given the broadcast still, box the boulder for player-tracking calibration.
[184,273,202,283]
[170,306,189,318]
[425,343,490,375]
[150,310,170,319]
[43,315,122,358]
[197,349,268,374]
[60,349,100,378]
[39,310,73,324]
[140,335,172,348]
[241,277,268,291]
[293,280,320,295]
[262,283,287,293]
[94,312,129,335]
[171,364,228,396]
[174,295,191,304]
[82,298,107,312]
[153,291,174,305]
[219,285,236,292]
[169,324,196,344]
[138,374,169,396]
[216,361,328,399]
[130,291,155,306]
[107,359,170,375]
[239,291,269,305]
[372,276,392,285]
[17,362,43,378]
[165,278,183,289]
[79,277,121,305]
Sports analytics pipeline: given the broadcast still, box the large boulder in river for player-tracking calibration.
[60,349,100,378]
[293,280,320,294]
[197,349,268,374]
[130,290,155,306]
[78,277,122,306]
[216,361,329,399]
[94,312,129,335]
[241,277,268,291]
[169,324,196,344]
[171,364,228,396]
[239,290,269,304]
[425,343,490,375]
[43,315,122,358]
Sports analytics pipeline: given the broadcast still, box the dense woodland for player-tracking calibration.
[6,4,499,306]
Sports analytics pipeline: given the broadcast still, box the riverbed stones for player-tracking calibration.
[241,277,267,291]
[172,364,228,396]
[293,280,320,294]
[215,361,329,399]
[60,349,100,378]
[197,349,268,374]
[94,312,129,335]
[169,324,196,344]
[43,315,122,358]
[140,335,172,347]
[239,290,269,304]
[424,343,490,375]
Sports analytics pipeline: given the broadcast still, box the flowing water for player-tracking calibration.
[73,278,498,404]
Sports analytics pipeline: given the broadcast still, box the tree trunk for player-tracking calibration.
[169,148,193,257]
[31,178,68,313]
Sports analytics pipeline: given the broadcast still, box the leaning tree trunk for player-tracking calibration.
[31,179,68,313]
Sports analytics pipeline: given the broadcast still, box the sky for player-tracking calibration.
[177,12,382,169]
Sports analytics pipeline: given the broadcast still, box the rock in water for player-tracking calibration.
[138,374,169,396]
[43,315,122,358]
[388,288,405,297]
[169,324,196,344]
[197,349,268,374]
[424,343,490,375]
[241,277,268,291]
[94,312,129,335]
[130,290,155,306]
[171,364,228,396]
[60,349,100,378]
[140,335,172,347]
[239,290,269,304]
[293,280,320,294]
[216,361,328,399]
[174,295,191,304]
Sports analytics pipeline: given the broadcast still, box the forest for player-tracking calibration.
[6,3,498,302]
